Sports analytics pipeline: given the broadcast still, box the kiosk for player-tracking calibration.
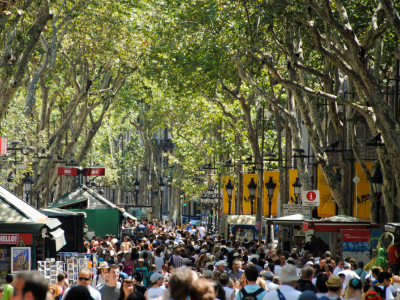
[264,214,310,252]
[227,215,257,242]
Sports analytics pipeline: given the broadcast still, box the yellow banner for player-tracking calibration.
[243,173,258,215]
[288,169,299,204]
[317,166,336,217]
[263,171,279,216]
[353,162,373,221]
[222,176,235,214]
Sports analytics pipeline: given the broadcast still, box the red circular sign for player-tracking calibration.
[306,191,317,201]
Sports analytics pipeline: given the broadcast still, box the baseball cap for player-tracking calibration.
[305,261,314,266]
[262,271,274,280]
[182,258,192,265]
[220,272,229,280]
[216,261,227,267]
[233,252,240,257]
[200,249,207,254]
[203,270,213,279]
[150,273,164,283]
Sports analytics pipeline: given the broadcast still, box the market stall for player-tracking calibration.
[46,184,137,237]
[0,186,65,280]
[41,208,86,255]
[264,214,311,252]
[303,215,381,262]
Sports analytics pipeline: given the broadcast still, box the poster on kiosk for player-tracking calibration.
[341,229,370,263]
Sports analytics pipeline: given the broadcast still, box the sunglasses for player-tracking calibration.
[79,277,91,281]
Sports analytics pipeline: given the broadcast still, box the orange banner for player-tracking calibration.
[243,173,258,215]
[222,176,235,214]
[317,166,336,217]
[353,162,373,221]
[263,171,279,216]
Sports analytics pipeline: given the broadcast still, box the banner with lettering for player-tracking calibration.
[288,169,299,205]
[342,229,370,264]
[222,176,235,214]
[243,173,258,215]
[317,166,336,217]
[263,171,279,216]
[353,162,373,221]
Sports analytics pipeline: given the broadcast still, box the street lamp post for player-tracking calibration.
[112,183,116,203]
[133,179,140,205]
[247,178,257,215]
[225,179,234,215]
[23,173,33,204]
[91,180,97,191]
[159,177,165,219]
[265,176,276,243]
[292,177,302,205]
[371,166,383,224]
[36,190,40,209]
[213,185,219,227]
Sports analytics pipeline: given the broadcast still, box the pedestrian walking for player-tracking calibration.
[99,264,121,300]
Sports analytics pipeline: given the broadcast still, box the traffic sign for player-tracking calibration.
[302,190,320,207]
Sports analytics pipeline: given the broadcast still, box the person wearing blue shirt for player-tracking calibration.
[234,265,267,300]
[117,263,128,280]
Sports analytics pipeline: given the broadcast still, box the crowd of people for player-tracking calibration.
[2,219,400,300]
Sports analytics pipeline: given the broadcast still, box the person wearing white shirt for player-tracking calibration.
[198,226,206,238]
[63,268,102,300]
[92,262,109,288]
[262,265,301,300]
[274,264,282,277]
[220,272,236,300]
[333,261,344,275]
[377,271,395,300]
[338,263,360,287]
[145,273,167,300]
[261,271,279,291]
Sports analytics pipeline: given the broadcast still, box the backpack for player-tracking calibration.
[239,287,264,300]
[383,286,387,300]
[355,268,368,282]
[167,256,175,267]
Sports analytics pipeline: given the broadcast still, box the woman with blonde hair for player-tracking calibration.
[256,277,268,291]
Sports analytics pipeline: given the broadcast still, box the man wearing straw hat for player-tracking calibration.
[92,261,109,288]
[262,265,301,300]
[324,275,344,300]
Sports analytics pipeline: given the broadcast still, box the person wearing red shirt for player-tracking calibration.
[389,238,400,276]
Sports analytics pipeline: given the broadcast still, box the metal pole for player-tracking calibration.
[258,106,265,242]
[267,196,272,242]
[228,197,232,215]
[188,197,191,223]
[160,191,163,219]
[251,198,254,215]
[213,204,216,225]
